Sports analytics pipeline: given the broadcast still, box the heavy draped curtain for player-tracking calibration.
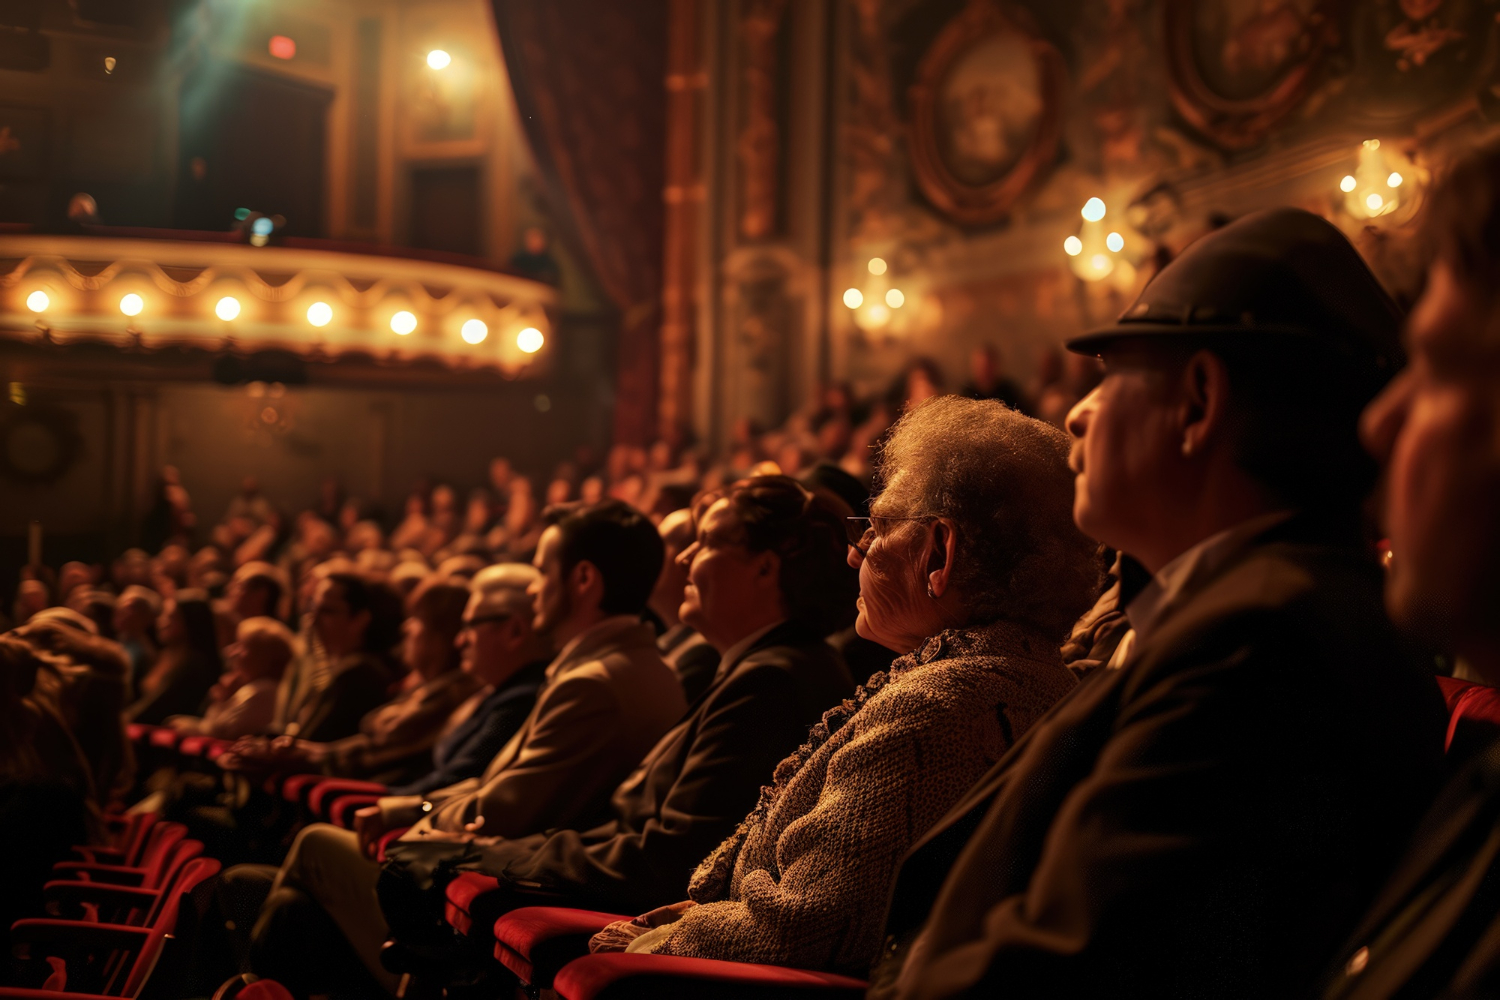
[491,0,668,445]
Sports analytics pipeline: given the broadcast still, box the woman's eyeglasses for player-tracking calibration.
[845,515,935,556]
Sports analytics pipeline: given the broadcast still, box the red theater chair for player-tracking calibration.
[491,906,631,993]
[3,857,221,999]
[552,953,869,1000]
[69,812,159,867]
[52,822,189,888]
[42,837,203,926]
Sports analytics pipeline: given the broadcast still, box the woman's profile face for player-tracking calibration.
[850,512,932,653]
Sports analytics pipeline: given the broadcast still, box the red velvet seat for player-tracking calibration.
[4,857,221,998]
[1437,676,1500,759]
[444,872,503,935]
[327,793,382,828]
[552,953,869,999]
[43,839,203,926]
[52,822,188,888]
[306,778,387,817]
[147,727,183,751]
[492,906,629,988]
[69,812,158,867]
[176,735,233,760]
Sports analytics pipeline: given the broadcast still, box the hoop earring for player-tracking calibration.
[926,583,937,599]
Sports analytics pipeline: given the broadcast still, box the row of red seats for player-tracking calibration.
[96,680,1500,999]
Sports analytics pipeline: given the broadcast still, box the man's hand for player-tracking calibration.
[354,805,387,860]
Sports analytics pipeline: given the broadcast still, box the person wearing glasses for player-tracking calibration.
[589,396,1100,975]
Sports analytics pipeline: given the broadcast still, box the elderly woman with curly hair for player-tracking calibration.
[591,395,1104,975]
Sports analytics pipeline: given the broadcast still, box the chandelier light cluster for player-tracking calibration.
[1340,139,1409,220]
[842,257,910,333]
[1063,197,1130,283]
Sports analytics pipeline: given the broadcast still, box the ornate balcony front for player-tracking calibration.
[0,229,559,378]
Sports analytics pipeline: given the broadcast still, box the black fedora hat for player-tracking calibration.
[1066,207,1403,371]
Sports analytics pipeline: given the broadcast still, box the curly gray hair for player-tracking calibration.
[872,395,1104,639]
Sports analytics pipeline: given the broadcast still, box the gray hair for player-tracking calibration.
[471,562,540,618]
[873,395,1104,639]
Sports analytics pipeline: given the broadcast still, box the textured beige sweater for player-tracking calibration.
[647,620,1077,975]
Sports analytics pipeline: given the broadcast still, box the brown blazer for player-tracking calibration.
[873,516,1448,1000]
[388,615,686,840]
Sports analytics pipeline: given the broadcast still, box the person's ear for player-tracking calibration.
[752,549,781,590]
[1177,349,1232,460]
[926,518,958,599]
[571,559,603,608]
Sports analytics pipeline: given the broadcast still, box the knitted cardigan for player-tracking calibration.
[646,619,1078,975]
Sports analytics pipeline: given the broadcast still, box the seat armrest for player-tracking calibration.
[49,863,146,886]
[42,880,163,915]
[308,779,388,816]
[328,794,381,828]
[553,954,869,1000]
[9,919,150,951]
[492,907,633,988]
[375,827,409,863]
[68,846,125,864]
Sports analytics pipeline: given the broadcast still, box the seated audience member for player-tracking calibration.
[386,564,552,797]
[0,635,93,954]
[113,583,160,695]
[169,617,293,739]
[1320,140,1500,1000]
[68,588,117,638]
[228,580,474,785]
[280,572,402,742]
[592,398,1096,974]
[871,209,1449,999]
[127,589,222,725]
[238,500,685,995]
[651,507,719,703]
[215,561,285,647]
[13,612,133,803]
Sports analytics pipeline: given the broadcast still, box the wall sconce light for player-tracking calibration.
[844,257,907,332]
[390,310,418,335]
[306,301,333,327]
[460,318,488,344]
[215,296,241,321]
[516,326,544,354]
[427,49,452,70]
[119,293,144,317]
[26,291,49,313]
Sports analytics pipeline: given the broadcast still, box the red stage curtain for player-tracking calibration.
[492,0,668,446]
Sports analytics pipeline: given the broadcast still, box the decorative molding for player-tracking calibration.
[737,0,790,241]
[907,0,1066,227]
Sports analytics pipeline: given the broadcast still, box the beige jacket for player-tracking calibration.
[385,615,686,840]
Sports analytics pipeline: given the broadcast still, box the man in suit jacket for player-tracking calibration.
[376,475,857,974]
[1319,139,1500,1000]
[873,209,1449,1000]
[243,501,684,998]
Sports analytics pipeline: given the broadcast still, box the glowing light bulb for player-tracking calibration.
[268,35,296,60]
[1366,193,1384,212]
[1105,232,1125,253]
[1081,198,1106,222]
[307,301,333,327]
[27,291,49,312]
[885,288,905,308]
[843,288,863,309]
[427,49,451,70]
[461,318,488,344]
[1063,235,1083,256]
[867,257,887,275]
[517,327,544,353]
[390,310,417,335]
[119,293,143,316]
[1388,172,1403,188]
[867,304,890,326]
[1340,175,1357,193]
[103,56,116,73]
[1091,254,1111,273]
[216,296,241,321]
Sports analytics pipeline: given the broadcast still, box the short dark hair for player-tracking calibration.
[241,573,282,615]
[325,571,404,655]
[1137,340,1390,518]
[1424,136,1500,294]
[542,499,663,616]
[697,475,859,636]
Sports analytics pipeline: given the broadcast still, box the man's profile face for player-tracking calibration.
[1065,352,1183,564]
[1362,260,1500,654]
[529,526,569,635]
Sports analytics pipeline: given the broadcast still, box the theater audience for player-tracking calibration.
[374,475,860,983]
[113,583,160,694]
[127,589,221,725]
[281,573,401,741]
[1320,138,1500,1000]
[871,209,1448,999]
[385,564,551,797]
[169,617,293,739]
[234,500,684,995]
[227,580,474,785]
[591,397,1097,973]
[650,507,719,703]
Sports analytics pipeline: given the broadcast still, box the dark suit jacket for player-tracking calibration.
[1322,736,1500,1000]
[468,619,855,913]
[387,662,547,798]
[291,654,394,743]
[874,517,1448,1000]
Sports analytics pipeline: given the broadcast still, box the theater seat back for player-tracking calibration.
[1437,676,1500,761]
[120,856,222,997]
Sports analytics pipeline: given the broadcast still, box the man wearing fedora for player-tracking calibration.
[869,208,1449,999]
